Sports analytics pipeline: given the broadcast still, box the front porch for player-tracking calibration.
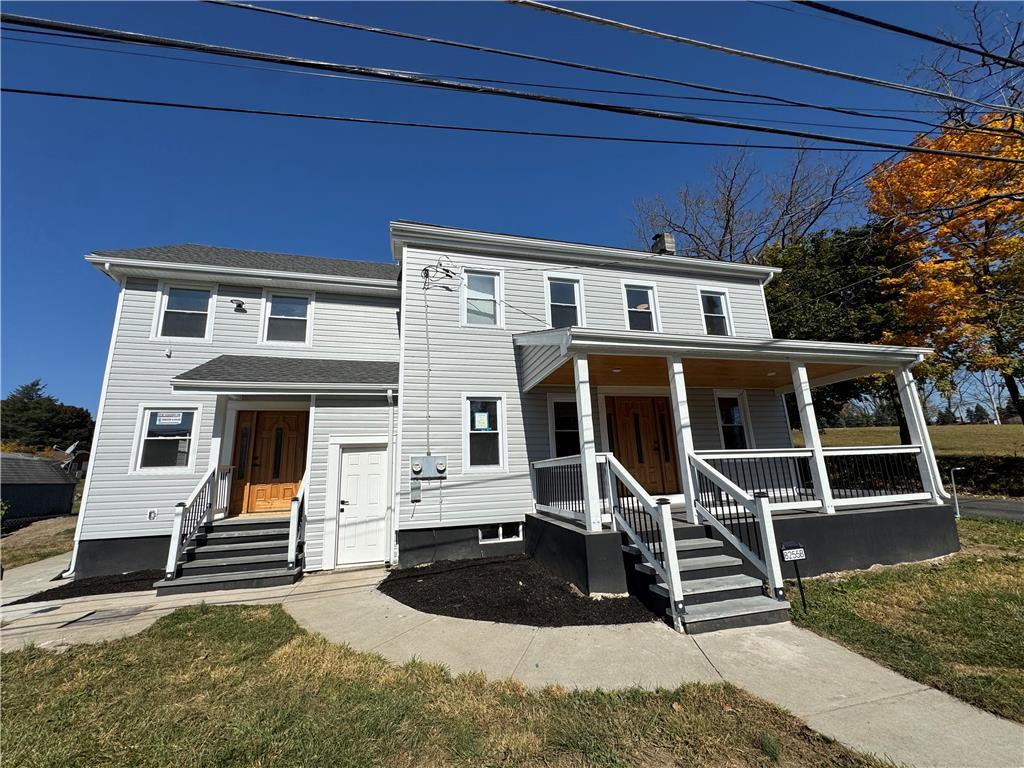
[517,328,954,632]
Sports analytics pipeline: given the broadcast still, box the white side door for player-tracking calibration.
[335,445,389,566]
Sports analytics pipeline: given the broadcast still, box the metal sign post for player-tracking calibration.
[780,540,807,613]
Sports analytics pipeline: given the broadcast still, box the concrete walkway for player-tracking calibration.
[2,565,1022,767]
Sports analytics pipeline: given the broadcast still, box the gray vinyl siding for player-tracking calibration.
[396,246,775,530]
[81,278,399,550]
[304,395,395,571]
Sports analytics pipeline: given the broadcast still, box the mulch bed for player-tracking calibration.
[378,555,655,627]
[7,570,163,605]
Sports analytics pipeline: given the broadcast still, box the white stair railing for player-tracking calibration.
[164,465,220,580]
[688,454,785,600]
[287,471,309,570]
[601,454,687,632]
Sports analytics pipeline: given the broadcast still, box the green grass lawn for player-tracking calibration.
[0,515,77,570]
[793,424,1024,457]
[788,517,1024,723]
[1,604,881,768]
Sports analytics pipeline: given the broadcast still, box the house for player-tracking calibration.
[1,453,78,528]
[67,224,957,633]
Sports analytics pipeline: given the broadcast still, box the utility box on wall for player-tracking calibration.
[410,454,447,481]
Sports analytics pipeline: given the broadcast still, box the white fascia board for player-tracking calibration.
[389,221,780,283]
[537,328,930,366]
[85,254,400,297]
[170,380,397,395]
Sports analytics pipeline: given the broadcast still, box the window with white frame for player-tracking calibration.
[700,290,731,336]
[137,408,196,469]
[464,270,500,327]
[716,395,749,450]
[551,400,580,457]
[466,396,503,469]
[624,284,657,331]
[547,277,582,328]
[479,522,523,543]
[159,287,211,338]
[264,293,310,343]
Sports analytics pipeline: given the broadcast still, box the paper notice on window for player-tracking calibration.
[473,412,490,431]
[156,412,183,426]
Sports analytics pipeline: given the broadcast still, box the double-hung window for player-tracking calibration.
[700,290,732,336]
[264,293,310,343]
[551,400,580,457]
[624,284,658,331]
[547,276,582,328]
[159,287,211,339]
[137,408,196,469]
[716,394,750,450]
[464,270,500,327]
[466,396,504,469]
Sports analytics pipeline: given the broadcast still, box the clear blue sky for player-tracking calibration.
[2,1,977,411]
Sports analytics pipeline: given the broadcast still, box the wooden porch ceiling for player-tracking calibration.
[538,355,864,390]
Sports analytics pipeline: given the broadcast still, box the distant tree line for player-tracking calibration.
[1,380,94,451]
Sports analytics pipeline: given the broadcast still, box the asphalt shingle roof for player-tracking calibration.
[91,244,400,282]
[1,454,77,485]
[174,355,399,386]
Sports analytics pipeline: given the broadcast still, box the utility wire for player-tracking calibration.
[510,0,1022,114]
[3,14,1019,164]
[0,35,932,135]
[795,1,1024,69]
[0,87,905,152]
[205,0,950,127]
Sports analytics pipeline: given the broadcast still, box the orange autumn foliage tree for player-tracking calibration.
[867,113,1024,420]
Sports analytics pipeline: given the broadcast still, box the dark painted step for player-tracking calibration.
[677,595,791,634]
[193,528,290,546]
[650,573,765,606]
[179,552,295,576]
[636,553,743,581]
[623,537,722,559]
[206,517,290,534]
[154,566,302,596]
[637,523,708,544]
[186,539,289,560]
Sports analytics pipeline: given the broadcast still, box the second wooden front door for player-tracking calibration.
[607,396,680,496]
[230,410,309,515]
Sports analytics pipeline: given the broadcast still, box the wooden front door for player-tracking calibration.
[229,410,309,515]
[607,397,680,496]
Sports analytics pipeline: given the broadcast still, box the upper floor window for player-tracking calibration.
[700,290,732,336]
[463,270,501,327]
[136,407,197,470]
[159,286,211,339]
[623,283,659,332]
[547,276,583,328]
[263,293,311,344]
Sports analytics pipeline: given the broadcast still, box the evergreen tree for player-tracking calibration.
[2,379,94,450]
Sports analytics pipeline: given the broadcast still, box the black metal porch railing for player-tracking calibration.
[608,472,666,570]
[824,448,924,499]
[700,452,815,507]
[532,457,586,519]
[691,459,765,565]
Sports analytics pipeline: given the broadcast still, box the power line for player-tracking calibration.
[3,14,1019,165]
[0,34,931,135]
[510,0,1023,114]
[0,86,903,152]
[205,0,948,127]
[795,1,1024,69]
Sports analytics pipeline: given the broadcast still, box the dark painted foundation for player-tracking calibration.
[397,525,524,567]
[524,514,628,595]
[75,536,170,579]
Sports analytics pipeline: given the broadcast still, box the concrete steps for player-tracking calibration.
[154,516,301,596]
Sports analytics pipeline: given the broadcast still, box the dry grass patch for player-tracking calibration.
[792,423,1024,456]
[1,515,77,569]
[3,603,880,768]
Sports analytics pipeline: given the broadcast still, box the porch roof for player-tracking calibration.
[514,328,931,392]
[171,355,399,395]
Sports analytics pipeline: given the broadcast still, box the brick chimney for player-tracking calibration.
[650,232,676,255]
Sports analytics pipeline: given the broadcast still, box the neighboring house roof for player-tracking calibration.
[171,355,400,394]
[87,244,400,287]
[1,454,77,485]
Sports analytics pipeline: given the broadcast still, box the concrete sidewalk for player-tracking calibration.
[2,566,1021,767]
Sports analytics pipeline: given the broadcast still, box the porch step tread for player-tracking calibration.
[198,528,289,541]
[180,553,288,570]
[623,538,722,556]
[678,554,743,571]
[682,596,790,623]
[209,517,290,528]
[157,567,302,588]
[651,574,764,598]
[187,540,288,555]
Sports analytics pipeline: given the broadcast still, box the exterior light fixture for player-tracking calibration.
[231,299,246,313]
[611,368,623,373]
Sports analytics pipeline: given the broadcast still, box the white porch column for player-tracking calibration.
[895,366,946,502]
[210,394,229,511]
[790,362,836,514]
[573,354,603,531]
[667,356,698,525]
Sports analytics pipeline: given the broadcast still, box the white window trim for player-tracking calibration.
[713,389,755,450]
[258,288,314,347]
[620,280,662,332]
[546,392,580,458]
[698,286,735,337]
[544,271,587,328]
[479,521,524,544]
[461,392,508,474]
[151,281,216,343]
[129,402,204,475]
[460,267,505,329]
